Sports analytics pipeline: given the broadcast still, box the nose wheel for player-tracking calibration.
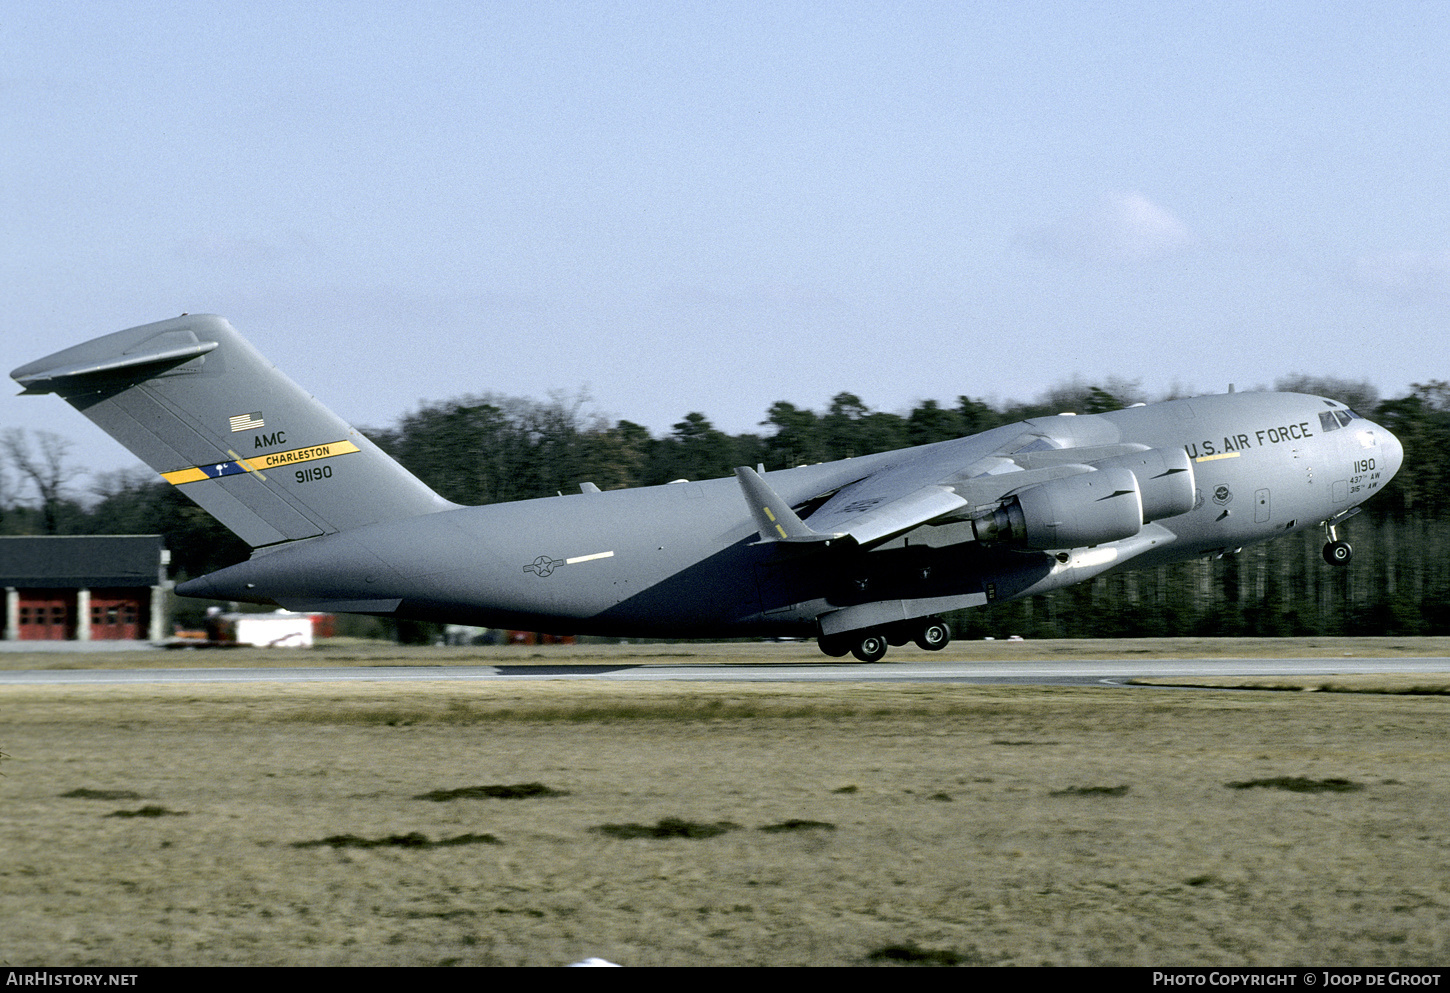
[1322,522,1353,566]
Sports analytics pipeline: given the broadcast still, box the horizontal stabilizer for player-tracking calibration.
[13,337,220,391]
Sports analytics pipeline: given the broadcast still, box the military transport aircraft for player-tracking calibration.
[13,315,1403,661]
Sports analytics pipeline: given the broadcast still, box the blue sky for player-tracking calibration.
[4,1,1447,485]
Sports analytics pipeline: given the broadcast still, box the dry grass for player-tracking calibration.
[4,665,1450,967]
[5,634,1450,671]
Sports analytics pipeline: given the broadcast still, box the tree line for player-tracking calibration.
[3,374,1448,638]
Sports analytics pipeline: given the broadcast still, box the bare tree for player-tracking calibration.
[1,428,81,534]
[0,460,11,533]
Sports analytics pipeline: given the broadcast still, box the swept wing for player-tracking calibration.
[739,423,1195,553]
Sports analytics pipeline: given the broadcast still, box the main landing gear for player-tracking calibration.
[1322,521,1353,567]
[817,616,952,662]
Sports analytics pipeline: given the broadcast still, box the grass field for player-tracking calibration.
[5,633,1450,670]
[3,638,1450,966]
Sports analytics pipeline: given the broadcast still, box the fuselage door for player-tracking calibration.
[1255,488,1271,524]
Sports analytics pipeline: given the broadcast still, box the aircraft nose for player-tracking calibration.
[1370,419,1404,483]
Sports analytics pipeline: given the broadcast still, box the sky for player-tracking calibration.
[3,1,1448,488]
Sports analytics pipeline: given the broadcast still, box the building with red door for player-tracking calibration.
[2,536,169,642]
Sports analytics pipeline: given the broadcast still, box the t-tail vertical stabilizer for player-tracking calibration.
[11,315,454,547]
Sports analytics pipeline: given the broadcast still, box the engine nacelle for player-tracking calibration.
[973,466,1144,549]
[1087,447,1196,523]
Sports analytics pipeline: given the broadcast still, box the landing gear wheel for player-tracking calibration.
[851,631,889,663]
[914,618,952,652]
[817,634,852,658]
[1323,540,1353,566]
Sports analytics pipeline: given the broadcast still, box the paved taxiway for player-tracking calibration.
[4,657,1450,686]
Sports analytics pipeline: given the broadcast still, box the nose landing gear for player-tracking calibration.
[1322,522,1353,566]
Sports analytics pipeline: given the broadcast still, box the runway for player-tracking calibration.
[5,656,1450,686]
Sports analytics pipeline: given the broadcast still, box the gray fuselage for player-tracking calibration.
[178,390,1403,638]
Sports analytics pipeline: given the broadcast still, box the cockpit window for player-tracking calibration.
[1319,408,1364,433]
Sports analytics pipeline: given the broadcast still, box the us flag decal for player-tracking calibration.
[229,411,264,432]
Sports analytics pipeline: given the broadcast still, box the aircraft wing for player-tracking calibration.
[738,428,1187,550]
[736,465,967,546]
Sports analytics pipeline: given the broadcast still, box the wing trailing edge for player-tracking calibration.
[735,466,968,547]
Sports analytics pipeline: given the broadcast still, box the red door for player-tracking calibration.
[89,591,145,640]
[18,592,74,640]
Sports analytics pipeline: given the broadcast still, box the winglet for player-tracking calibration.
[734,467,844,544]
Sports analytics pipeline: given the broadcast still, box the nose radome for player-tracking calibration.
[1374,421,1405,483]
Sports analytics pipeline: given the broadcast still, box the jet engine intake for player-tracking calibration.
[972,466,1144,549]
